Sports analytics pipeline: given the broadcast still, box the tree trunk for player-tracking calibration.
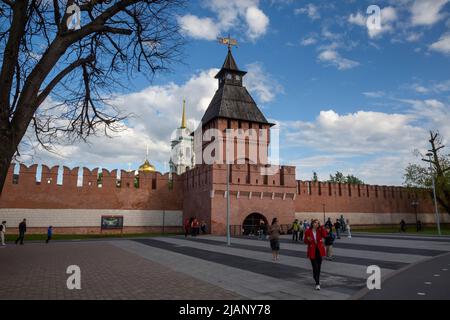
[0,133,15,197]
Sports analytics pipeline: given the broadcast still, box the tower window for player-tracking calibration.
[238,120,242,129]
[227,119,231,129]
[226,73,232,80]
[235,75,241,81]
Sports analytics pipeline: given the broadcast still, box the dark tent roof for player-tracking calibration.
[201,84,271,125]
[221,49,239,71]
[215,49,247,79]
[202,50,272,126]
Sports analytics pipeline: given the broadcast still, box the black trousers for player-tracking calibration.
[310,248,322,285]
[46,236,52,243]
[15,232,25,244]
[292,231,298,241]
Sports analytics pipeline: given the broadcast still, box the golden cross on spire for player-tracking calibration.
[217,35,238,50]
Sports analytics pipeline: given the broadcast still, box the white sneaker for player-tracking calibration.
[315,285,320,290]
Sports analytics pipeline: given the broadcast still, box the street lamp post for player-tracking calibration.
[226,163,231,246]
[426,153,441,236]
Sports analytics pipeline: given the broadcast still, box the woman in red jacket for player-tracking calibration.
[304,219,328,290]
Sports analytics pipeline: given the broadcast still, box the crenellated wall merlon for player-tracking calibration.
[4,163,183,191]
[295,180,428,199]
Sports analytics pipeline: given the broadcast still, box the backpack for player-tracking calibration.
[0,224,3,232]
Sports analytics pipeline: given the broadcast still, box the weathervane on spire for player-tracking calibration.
[217,35,238,50]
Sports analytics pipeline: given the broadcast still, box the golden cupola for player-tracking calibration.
[138,159,156,172]
[138,144,156,172]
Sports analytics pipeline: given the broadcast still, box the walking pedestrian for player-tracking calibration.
[268,218,281,261]
[346,219,352,239]
[334,219,341,239]
[0,221,6,246]
[304,219,328,290]
[259,220,267,240]
[192,217,200,236]
[324,226,335,260]
[184,218,190,237]
[340,215,346,232]
[190,217,196,237]
[15,219,27,245]
[325,217,333,230]
[304,220,310,231]
[46,226,53,243]
[299,221,305,241]
[400,219,406,232]
[291,219,300,242]
[201,221,207,234]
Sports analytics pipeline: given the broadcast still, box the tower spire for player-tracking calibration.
[181,99,186,129]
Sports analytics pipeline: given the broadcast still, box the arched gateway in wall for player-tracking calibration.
[242,212,268,236]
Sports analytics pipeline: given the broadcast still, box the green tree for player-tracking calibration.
[346,174,364,185]
[404,131,450,214]
[329,171,364,184]
[329,171,345,183]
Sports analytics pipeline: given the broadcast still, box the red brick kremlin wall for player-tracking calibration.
[1,163,447,235]
[0,164,184,234]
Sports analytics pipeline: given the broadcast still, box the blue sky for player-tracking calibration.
[21,0,450,186]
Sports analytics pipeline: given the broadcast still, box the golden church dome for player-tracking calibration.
[138,159,156,172]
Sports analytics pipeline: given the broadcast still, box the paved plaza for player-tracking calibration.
[1,233,449,300]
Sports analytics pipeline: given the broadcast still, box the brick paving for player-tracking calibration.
[0,241,241,300]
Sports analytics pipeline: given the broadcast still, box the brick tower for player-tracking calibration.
[184,48,297,235]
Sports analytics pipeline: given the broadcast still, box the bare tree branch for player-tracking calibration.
[35,55,95,107]
[0,0,185,194]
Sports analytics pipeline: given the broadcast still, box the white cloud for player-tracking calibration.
[411,0,449,26]
[430,33,450,55]
[348,12,366,27]
[414,85,430,94]
[244,62,284,103]
[283,110,425,154]
[293,154,414,186]
[295,4,320,20]
[369,7,397,38]
[354,155,415,186]
[317,50,360,70]
[178,15,220,40]
[245,6,270,40]
[280,109,435,185]
[399,98,450,141]
[406,32,423,42]
[408,80,450,94]
[363,91,385,98]
[300,36,317,46]
[348,7,397,39]
[179,0,269,41]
